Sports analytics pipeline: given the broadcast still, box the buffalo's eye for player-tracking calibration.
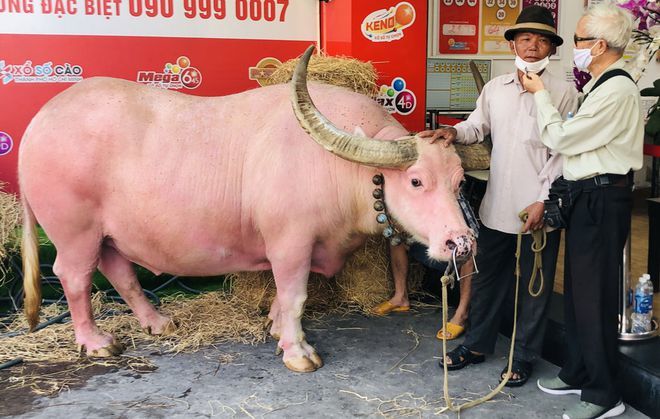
[411,178,423,188]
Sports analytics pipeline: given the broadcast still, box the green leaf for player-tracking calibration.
[641,79,660,96]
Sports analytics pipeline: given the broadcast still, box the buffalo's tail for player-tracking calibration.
[21,198,41,331]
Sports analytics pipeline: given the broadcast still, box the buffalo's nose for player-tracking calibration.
[449,235,473,261]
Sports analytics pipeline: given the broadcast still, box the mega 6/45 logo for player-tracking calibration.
[377,77,416,116]
[361,2,416,43]
[137,56,202,90]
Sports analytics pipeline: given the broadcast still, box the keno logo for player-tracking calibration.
[137,56,202,90]
[377,77,416,116]
[361,2,416,43]
[0,131,13,156]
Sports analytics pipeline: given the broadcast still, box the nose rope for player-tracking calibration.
[451,248,479,283]
[517,211,547,298]
[438,246,519,414]
[438,213,545,413]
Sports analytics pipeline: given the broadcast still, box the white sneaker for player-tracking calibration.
[562,400,625,419]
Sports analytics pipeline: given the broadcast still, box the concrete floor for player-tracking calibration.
[7,307,648,418]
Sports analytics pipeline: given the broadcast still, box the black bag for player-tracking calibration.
[543,177,580,229]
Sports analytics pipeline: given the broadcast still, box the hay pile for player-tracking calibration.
[1,292,267,364]
[0,183,21,286]
[266,52,379,97]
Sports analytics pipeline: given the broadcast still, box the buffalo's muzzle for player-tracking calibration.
[448,234,474,262]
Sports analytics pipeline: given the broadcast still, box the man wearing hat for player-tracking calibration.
[420,5,578,386]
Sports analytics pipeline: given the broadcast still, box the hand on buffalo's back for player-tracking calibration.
[417,126,457,147]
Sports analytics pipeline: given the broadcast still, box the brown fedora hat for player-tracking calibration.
[504,5,563,46]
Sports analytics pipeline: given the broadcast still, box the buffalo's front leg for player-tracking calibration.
[269,249,323,372]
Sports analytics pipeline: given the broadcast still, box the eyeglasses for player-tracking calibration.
[573,34,598,46]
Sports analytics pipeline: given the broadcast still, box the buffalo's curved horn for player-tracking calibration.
[291,45,418,169]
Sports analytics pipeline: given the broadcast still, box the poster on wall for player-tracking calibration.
[0,1,318,193]
[438,0,480,54]
[480,0,521,54]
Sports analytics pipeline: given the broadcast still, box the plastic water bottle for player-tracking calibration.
[631,274,654,333]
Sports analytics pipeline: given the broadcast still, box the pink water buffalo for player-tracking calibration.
[20,45,474,372]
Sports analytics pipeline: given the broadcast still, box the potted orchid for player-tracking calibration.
[641,79,660,145]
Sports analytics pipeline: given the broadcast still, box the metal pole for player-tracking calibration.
[619,235,632,336]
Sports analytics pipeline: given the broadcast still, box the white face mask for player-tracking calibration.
[514,55,550,74]
[513,45,549,74]
[573,43,598,71]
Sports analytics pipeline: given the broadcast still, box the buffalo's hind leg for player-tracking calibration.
[98,245,176,336]
[269,248,323,373]
[53,245,124,357]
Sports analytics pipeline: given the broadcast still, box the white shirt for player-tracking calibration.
[455,70,578,234]
[534,59,644,180]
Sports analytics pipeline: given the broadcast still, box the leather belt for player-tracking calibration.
[575,172,633,189]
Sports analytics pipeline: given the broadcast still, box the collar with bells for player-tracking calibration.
[372,173,413,246]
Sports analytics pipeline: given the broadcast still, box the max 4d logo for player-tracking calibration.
[377,77,416,116]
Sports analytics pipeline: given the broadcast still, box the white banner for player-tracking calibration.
[0,0,317,40]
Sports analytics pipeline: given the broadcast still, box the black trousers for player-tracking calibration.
[463,224,561,363]
[558,185,632,407]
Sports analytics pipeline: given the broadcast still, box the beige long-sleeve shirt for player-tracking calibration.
[533,59,644,181]
[455,70,578,234]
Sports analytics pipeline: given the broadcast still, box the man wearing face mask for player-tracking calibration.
[522,4,642,418]
[419,5,578,387]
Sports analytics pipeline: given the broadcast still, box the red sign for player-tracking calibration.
[438,0,480,54]
[322,0,428,132]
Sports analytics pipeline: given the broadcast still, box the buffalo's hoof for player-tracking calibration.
[143,319,178,336]
[284,353,323,373]
[80,338,125,358]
